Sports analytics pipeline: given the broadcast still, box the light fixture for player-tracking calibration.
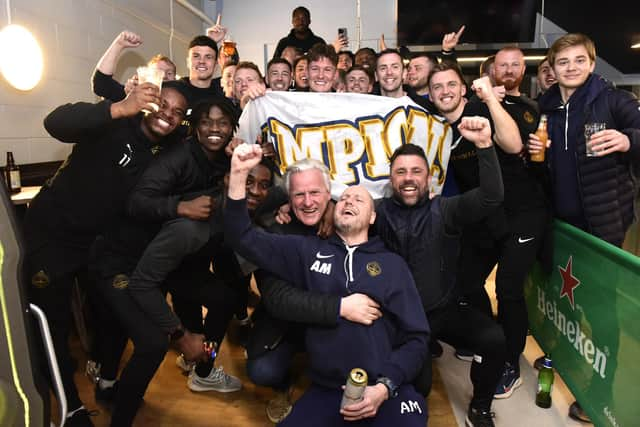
[456,55,546,63]
[0,0,44,91]
[632,43,640,49]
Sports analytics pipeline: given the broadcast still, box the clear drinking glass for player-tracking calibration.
[584,122,606,157]
[136,65,165,113]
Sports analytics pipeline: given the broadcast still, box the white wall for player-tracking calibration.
[0,0,207,166]
[217,0,396,73]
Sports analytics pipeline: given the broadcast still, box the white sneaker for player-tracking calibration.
[176,354,196,373]
[188,366,242,392]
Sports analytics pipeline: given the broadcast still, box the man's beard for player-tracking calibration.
[496,73,524,91]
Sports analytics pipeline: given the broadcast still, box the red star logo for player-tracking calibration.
[558,256,581,309]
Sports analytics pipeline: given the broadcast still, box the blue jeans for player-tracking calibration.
[246,336,298,391]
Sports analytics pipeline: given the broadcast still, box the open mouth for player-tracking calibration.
[208,135,223,143]
[156,118,171,129]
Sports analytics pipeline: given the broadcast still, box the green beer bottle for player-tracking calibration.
[535,356,554,408]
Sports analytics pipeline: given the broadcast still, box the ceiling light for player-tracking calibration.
[632,43,640,49]
[0,24,44,91]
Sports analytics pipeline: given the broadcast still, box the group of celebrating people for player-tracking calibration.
[22,5,640,427]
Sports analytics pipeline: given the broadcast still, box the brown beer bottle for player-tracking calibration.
[4,151,21,194]
[531,114,548,163]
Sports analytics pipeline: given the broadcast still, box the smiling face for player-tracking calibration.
[267,62,292,91]
[221,64,236,98]
[195,105,233,155]
[536,59,556,92]
[187,45,217,83]
[334,185,375,236]
[492,49,525,92]
[552,44,595,92]
[308,56,337,93]
[390,154,429,206]
[428,69,466,116]
[288,168,332,226]
[294,58,309,89]
[375,52,406,97]
[141,87,187,141]
[346,69,372,94]
[406,56,431,94]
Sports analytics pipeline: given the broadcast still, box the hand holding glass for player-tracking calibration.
[584,122,606,157]
[136,65,164,113]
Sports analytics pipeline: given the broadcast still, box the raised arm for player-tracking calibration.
[44,82,159,142]
[97,31,142,76]
[441,116,504,229]
[226,143,306,282]
[472,76,522,153]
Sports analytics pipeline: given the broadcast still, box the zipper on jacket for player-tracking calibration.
[563,102,569,151]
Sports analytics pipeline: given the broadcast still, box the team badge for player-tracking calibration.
[112,274,129,290]
[31,270,49,288]
[524,111,535,124]
[366,261,382,277]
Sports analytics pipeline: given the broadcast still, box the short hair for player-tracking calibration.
[189,98,239,132]
[284,158,331,195]
[376,49,405,69]
[497,45,524,57]
[427,62,465,87]
[267,57,292,73]
[308,43,338,67]
[410,52,437,68]
[346,64,374,82]
[235,61,264,81]
[479,55,495,76]
[547,33,596,66]
[256,158,275,187]
[148,54,176,70]
[292,6,311,20]
[389,144,429,169]
[338,50,355,63]
[188,35,218,56]
[355,47,376,57]
[161,80,189,102]
[222,60,238,72]
[537,57,551,72]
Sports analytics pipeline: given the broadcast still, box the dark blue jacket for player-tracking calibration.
[225,198,429,389]
[538,74,640,246]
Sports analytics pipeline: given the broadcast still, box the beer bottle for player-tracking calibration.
[531,114,548,163]
[535,356,554,408]
[4,151,21,194]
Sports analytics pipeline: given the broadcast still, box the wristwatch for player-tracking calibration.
[169,325,185,341]
[376,376,398,398]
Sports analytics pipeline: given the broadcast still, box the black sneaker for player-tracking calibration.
[65,408,97,427]
[569,401,591,423]
[95,381,118,405]
[465,405,495,427]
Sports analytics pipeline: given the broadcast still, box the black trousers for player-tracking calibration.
[458,207,550,366]
[25,239,92,412]
[96,266,239,427]
[414,299,505,409]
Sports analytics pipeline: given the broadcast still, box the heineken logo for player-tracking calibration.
[558,256,580,310]
[537,287,607,379]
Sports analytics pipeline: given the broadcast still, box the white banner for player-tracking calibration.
[238,91,453,199]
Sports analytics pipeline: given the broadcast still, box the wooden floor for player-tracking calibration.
[69,320,457,427]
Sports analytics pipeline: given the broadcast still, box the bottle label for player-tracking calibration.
[9,170,20,190]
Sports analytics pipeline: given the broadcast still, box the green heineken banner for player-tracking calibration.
[525,220,640,427]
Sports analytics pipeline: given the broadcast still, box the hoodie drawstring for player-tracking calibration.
[343,244,357,289]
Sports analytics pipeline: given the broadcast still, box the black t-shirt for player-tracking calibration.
[451,96,546,214]
[177,77,224,110]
